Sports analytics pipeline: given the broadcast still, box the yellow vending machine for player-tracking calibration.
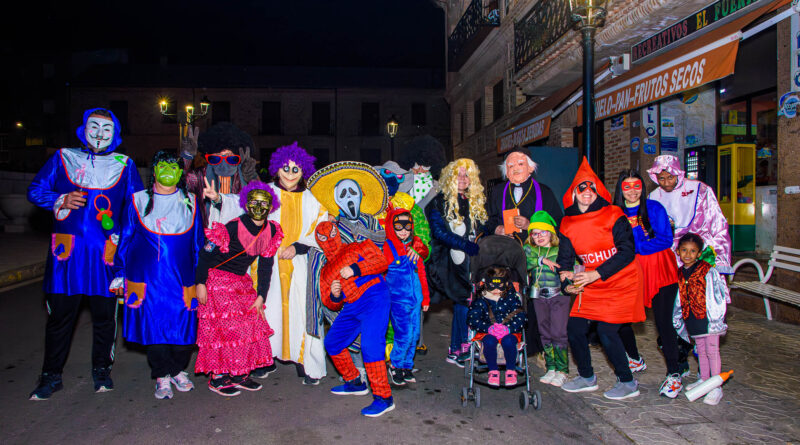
[717,143,755,251]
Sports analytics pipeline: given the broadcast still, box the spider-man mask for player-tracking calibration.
[315,221,343,259]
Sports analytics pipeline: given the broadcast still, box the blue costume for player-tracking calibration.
[384,241,423,370]
[27,108,143,399]
[115,191,203,346]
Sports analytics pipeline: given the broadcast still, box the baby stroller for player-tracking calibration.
[460,235,542,411]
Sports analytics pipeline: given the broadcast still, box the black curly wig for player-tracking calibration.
[197,122,255,156]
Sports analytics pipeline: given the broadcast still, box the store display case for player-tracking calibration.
[717,143,755,251]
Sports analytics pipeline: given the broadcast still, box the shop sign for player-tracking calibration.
[594,33,741,121]
[631,0,762,62]
[778,92,799,118]
[496,114,552,153]
[644,143,658,154]
[644,106,658,137]
[610,115,627,130]
[631,137,641,152]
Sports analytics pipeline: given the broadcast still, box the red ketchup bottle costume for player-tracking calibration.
[316,221,395,417]
[382,205,430,373]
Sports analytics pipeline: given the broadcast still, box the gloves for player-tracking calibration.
[465,241,479,256]
[488,323,510,340]
[181,126,200,159]
[239,146,258,183]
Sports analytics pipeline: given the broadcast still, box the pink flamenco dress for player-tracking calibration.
[195,217,283,376]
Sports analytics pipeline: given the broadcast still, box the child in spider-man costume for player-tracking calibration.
[316,221,394,417]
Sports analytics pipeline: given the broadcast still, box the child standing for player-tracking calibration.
[673,233,730,405]
[524,211,569,387]
[195,181,284,396]
[383,206,430,386]
[467,266,527,387]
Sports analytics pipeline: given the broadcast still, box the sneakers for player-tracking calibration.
[562,375,599,393]
[487,370,500,387]
[416,343,428,356]
[208,375,241,397]
[685,379,704,391]
[92,367,114,393]
[389,367,406,386]
[155,377,173,400]
[678,361,691,377]
[628,355,647,373]
[550,371,568,387]
[604,379,640,400]
[659,373,682,399]
[703,387,723,405]
[445,352,460,366]
[505,370,517,387]
[29,373,64,401]
[251,363,277,379]
[402,369,416,383]
[230,375,262,391]
[170,371,194,392]
[302,376,320,386]
[539,369,556,385]
[331,378,369,396]
[361,395,395,417]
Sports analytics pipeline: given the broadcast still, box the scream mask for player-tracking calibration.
[334,178,362,220]
[315,221,343,259]
[246,189,273,221]
[155,161,182,188]
[85,115,115,152]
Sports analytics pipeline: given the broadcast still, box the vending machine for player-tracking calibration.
[684,145,716,184]
[717,143,756,252]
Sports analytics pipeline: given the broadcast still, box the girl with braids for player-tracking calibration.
[111,151,204,400]
[426,158,487,366]
[612,170,682,398]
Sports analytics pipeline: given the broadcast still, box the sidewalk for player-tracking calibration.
[0,232,49,288]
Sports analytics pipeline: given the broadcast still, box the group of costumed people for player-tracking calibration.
[25,107,733,417]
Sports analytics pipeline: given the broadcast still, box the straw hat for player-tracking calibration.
[308,161,388,217]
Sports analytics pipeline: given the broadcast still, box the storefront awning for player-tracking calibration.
[587,0,789,121]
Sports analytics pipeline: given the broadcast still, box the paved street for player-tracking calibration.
[1,282,799,444]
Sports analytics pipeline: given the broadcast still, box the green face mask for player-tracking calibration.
[155,161,182,188]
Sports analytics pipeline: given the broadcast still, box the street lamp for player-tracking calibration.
[387,115,399,160]
[569,0,608,167]
[158,96,212,145]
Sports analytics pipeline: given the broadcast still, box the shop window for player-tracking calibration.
[719,91,777,186]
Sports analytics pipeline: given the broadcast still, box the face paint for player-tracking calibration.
[278,160,303,190]
[155,161,182,188]
[85,115,115,151]
[246,189,272,221]
[334,178,362,220]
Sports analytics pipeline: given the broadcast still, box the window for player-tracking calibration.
[211,101,231,124]
[460,113,465,141]
[411,102,427,126]
[109,100,129,135]
[361,102,380,136]
[313,148,331,167]
[311,102,332,135]
[474,98,482,133]
[261,102,281,135]
[360,148,382,165]
[493,80,504,121]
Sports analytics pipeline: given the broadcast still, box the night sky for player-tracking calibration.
[4,0,445,69]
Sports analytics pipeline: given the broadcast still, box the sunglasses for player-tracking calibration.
[393,221,413,232]
[205,154,241,166]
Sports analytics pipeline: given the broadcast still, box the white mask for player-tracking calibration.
[85,116,115,151]
[334,179,362,220]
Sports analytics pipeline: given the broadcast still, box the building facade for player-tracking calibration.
[441,0,799,322]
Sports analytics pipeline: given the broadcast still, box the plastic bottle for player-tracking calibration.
[685,370,733,402]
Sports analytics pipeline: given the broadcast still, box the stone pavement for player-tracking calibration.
[1,278,799,444]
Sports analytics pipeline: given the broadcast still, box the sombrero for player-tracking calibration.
[308,161,388,217]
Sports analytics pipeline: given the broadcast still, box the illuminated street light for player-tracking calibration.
[387,115,399,160]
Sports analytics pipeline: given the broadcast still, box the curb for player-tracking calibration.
[0,261,46,289]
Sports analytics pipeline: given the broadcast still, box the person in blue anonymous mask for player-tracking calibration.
[180,122,259,227]
[27,108,144,400]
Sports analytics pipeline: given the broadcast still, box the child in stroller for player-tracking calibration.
[467,266,526,387]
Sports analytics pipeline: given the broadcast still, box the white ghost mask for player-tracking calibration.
[334,178,362,220]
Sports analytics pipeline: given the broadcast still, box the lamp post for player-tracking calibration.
[159,95,211,144]
[569,0,608,167]
[386,115,399,160]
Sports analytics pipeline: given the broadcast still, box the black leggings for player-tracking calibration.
[147,344,194,379]
[568,317,633,383]
[619,283,681,375]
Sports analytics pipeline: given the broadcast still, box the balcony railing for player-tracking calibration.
[448,0,500,72]
[514,0,572,73]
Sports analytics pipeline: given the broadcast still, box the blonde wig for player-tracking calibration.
[439,158,488,232]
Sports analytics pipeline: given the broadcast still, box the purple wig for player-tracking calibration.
[239,180,281,214]
[268,142,316,180]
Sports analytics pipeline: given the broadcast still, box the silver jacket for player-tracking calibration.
[673,267,730,341]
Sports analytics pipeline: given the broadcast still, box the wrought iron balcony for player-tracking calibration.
[514,0,572,73]
[448,0,500,72]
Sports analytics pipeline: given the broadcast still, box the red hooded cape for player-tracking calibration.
[560,158,645,324]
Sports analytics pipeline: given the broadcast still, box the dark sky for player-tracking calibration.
[5,0,445,69]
